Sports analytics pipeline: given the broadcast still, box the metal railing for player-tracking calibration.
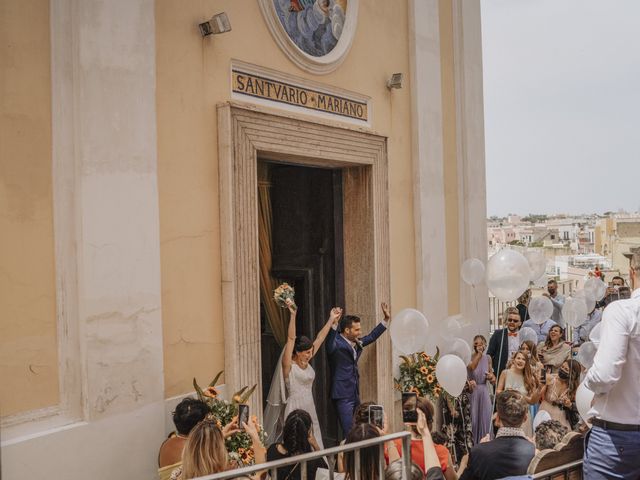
[489,279,576,332]
[193,431,412,480]
[532,459,583,479]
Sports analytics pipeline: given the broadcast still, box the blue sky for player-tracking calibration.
[481,0,640,217]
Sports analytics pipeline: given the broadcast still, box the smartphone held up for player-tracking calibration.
[402,392,418,424]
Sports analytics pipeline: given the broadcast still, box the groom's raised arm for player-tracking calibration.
[360,302,391,347]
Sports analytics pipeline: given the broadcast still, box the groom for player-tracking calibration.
[327,302,391,435]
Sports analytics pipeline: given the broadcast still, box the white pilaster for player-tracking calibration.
[2,0,165,478]
[453,0,490,338]
[409,0,450,353]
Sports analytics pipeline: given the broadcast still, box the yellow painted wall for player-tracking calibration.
[439,0,461,315]
[0,0,59,416]
[156,1,417,397]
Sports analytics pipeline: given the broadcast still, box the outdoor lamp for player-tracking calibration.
[199,12,231,37]
[387,73,403,90]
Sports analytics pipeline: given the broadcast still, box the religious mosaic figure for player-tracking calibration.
[273,0,347,57]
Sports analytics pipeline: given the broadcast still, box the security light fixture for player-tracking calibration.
[199,12,231,37]
[387,73,403,90]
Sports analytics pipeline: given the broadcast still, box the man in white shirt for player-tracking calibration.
[583,249,640,479]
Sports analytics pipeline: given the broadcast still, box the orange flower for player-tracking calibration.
[203,386,218,398]
[426,374,435,384]
[251,415,258,423]
[238,448,245,454]
[410,387,420,394]
[232,395,242,403]
[419,366,429,375]
[420,353,431,362]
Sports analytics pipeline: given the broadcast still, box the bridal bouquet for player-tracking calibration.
[193,371,266,466]
[394,349,443,399]
[273,283,296,308]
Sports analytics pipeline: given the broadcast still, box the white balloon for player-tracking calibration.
[444,337,472,365]
[486,249,532,302]
[390,309,430,354]
[528,296,553,325]
[576,382,595,422]
[573,289,595,313]
[576,341,598,369]
[525,249,547,281]
[563,297,589,328]
[435,354,467,397]
[589,322,602,346]
[533,274,548,288]
[461,258,485,286]
[442,315,463,340]
[519,327,538,346]
[584,278,607,302]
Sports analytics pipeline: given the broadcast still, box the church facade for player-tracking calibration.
[0,1,488,478]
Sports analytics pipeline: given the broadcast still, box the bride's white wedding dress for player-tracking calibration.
[285,363,324,450]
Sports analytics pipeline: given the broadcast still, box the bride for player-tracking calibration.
[265,299,342,449]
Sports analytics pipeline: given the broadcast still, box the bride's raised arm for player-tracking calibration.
[312,307,342,357]
[282,300,297,379]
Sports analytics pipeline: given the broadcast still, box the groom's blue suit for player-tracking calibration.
[326,322,388,435]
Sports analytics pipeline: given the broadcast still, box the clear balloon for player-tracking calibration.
[390,308,430,354]
[486,249,532,302]
[573,289,595,313]
[435,354,467,397]
[533,274,548,288]
[576,382,595,423]
[528,296,553,325]
[575,341,598,369]
[442,315,463,341]
[584,278,607,302]
[444,337,472,365]
[562,296,588,328]
[461,258,485,287]
[589,322,602,346]
[525,249,547,281]
[519,327,538,346]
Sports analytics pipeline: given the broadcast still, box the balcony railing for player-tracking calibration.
[193,431,412,480]
[489,279,576,333]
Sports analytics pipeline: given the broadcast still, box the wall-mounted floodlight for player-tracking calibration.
[387,73,403,90]
[199,12,231,37]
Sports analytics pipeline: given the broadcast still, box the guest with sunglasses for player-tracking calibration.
[487,307,522,383]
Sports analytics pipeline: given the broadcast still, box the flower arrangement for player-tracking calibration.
[394,348,443,399]
[193,371,266,466]
[273,283,296,308]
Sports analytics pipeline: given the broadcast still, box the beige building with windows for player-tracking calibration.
[1,1,488,478]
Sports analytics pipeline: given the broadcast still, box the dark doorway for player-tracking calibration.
[259,160,344,447]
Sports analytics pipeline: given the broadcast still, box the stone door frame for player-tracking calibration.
[217,102,392,416]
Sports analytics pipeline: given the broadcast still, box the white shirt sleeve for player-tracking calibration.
[584,302,631,394]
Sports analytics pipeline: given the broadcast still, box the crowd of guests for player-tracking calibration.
[157,260,640,480]
[158,390,575,480]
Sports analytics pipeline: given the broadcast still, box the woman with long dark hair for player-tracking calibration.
[267,409,325,480]
[538,325,571,373]
[539,359,582,430]
[468,335,494,446]
[344,424,384,480]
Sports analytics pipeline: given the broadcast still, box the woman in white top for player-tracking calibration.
[496,351,541,437]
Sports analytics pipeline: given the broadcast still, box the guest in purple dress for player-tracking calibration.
[467,335,495,445]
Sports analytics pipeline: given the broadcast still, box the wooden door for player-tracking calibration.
[259,161,344,447]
